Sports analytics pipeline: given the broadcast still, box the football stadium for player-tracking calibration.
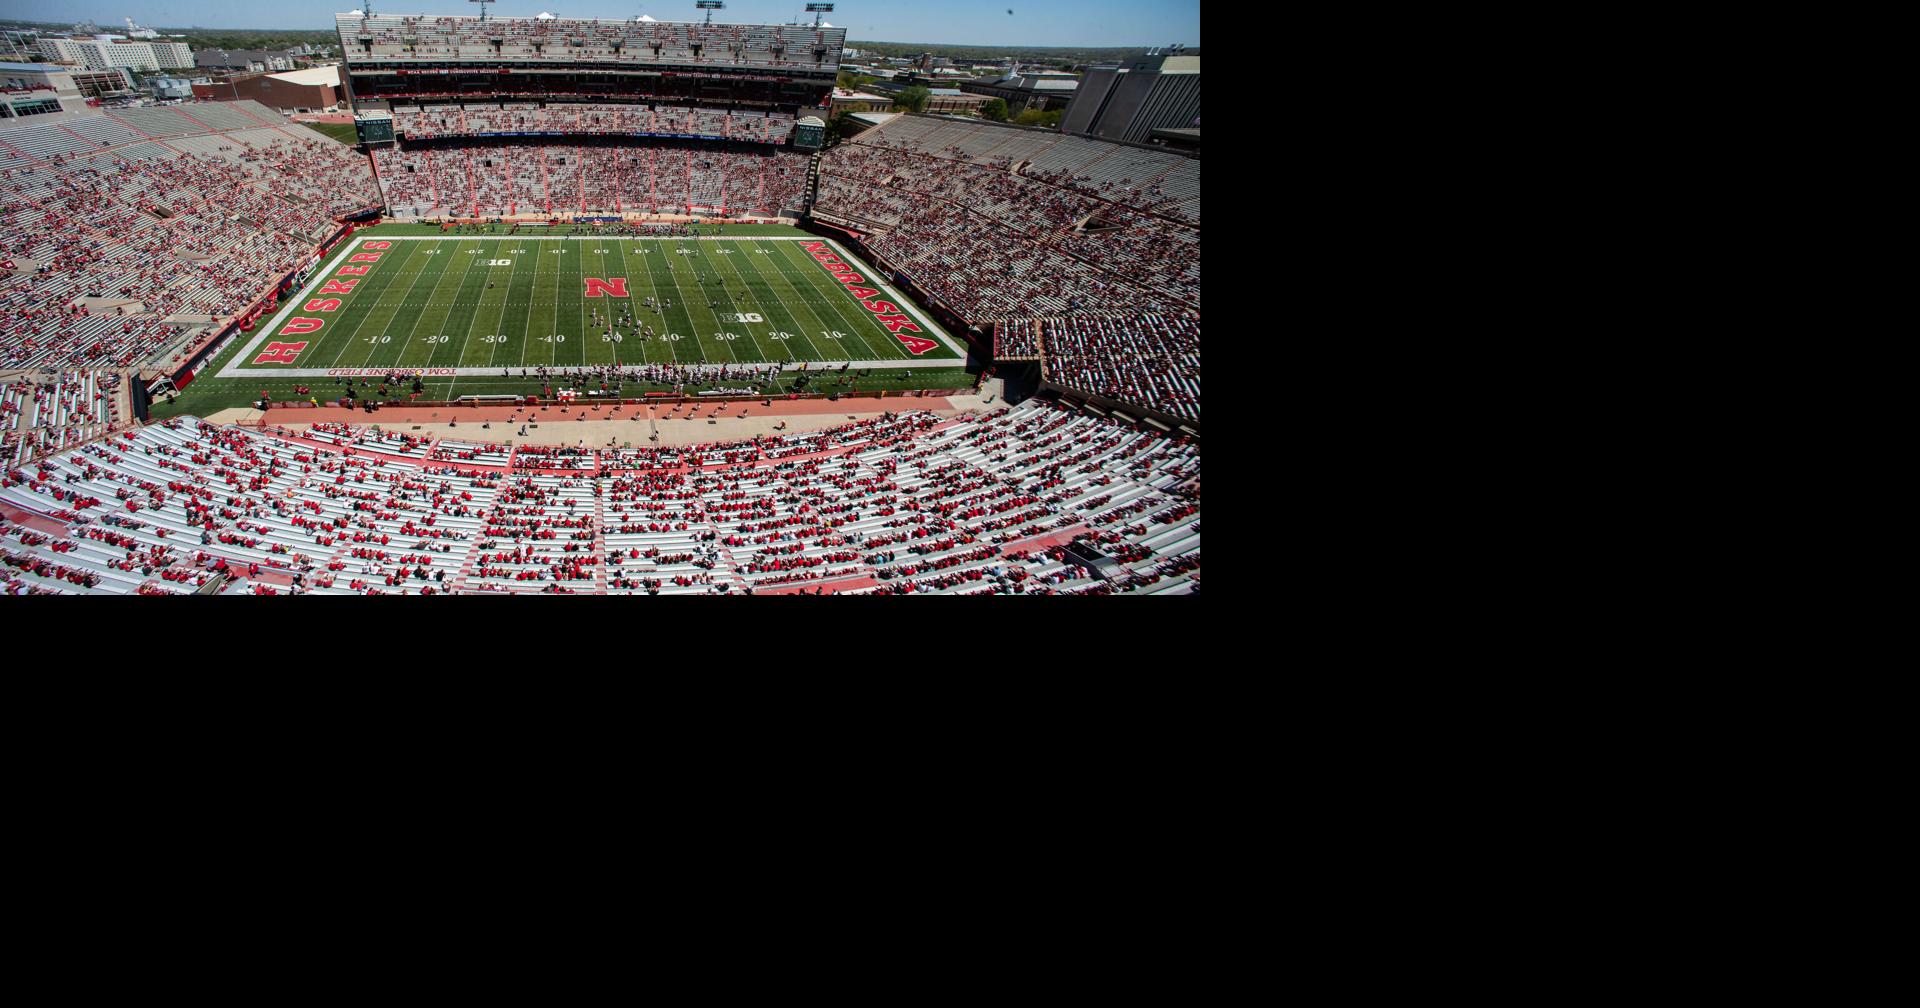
[1,5,1199,595]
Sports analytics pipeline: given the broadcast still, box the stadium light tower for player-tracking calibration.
[806,3,834,28]
[471,0,494,21]
[696,1,725,25]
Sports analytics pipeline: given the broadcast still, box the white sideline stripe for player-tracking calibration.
[217,236,966,378]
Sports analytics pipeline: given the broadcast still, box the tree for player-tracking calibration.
[894,86,931,114]
[980,98,1009,123]
[827,109,861,143]
[1013,109,1064,128]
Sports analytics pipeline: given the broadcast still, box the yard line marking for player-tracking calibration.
[755,239,861,363]
[661,244,738,365]
[396,233,482,372]
[321,239,433,371]
[697,243,778,366]
[502,237,540,372]
[773,239,908,363]
[713,239,824,366]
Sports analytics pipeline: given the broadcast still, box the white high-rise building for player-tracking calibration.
[38,37,90,64]
[151,41,193,69]
[90,41,160,72]
[32,37,193,73]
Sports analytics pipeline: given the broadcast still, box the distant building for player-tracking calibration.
[958,72,1079,114]
[147,75,195,99]
[67,66,137,99]
[151,42,194,69]
[37,38,91,65]
[194,49,298,74]
[35,36,193,72]
[192,65,342,113]
[828,89,893,114]
[1060,53,1198,144]
[922,88,989,114]
[842,111,897,137]
[0,62,94,118]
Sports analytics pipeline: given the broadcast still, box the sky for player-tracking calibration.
[2,0,1201,47]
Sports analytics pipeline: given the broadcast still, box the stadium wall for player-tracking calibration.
[1037,381,1199,437]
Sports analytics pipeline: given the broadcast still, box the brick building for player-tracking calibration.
[192,65,342,114]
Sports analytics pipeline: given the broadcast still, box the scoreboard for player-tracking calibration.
[793,115,827,151]
[355,112,395,145]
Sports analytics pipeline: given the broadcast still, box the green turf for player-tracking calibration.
[240,235,952,371]
[300,121,360,145]
[354,221,812,237]
[147,229,977,419]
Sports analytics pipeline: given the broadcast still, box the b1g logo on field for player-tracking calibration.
[726,313,764,323]
[253,341,309,364]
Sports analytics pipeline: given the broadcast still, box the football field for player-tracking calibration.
[217,233,966,382]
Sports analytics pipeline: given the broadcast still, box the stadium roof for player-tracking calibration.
[268,66,341,87]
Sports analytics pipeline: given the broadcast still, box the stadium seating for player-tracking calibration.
[390,103,795,144]
[0,102,380,370]
[341,13,845,73]
[994,319,1043,360]
[373,140,808,218]
[2,399,1197,595]
[0,369,128,467]
[813,115,1201,423]
[1036,314,1201,424]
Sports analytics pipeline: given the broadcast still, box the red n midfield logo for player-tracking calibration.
[253,342,308,364]
[584,277,628,298]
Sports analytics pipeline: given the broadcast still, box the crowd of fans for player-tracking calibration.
[373,139,808,218]
[391,103,795,145]
[1,399,1197,595]
[1036,313,1200,424]
[817,134,1200,310]
[813,115,1201,423]
[0,104,379,370]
